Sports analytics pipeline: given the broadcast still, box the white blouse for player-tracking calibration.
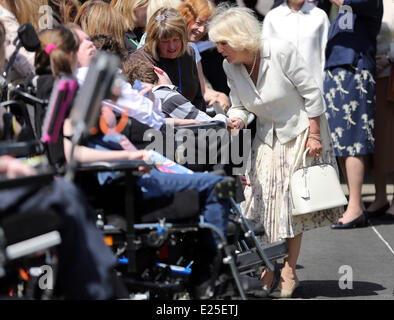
[262,1,329,91]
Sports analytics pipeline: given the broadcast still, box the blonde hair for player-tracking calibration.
[1,0,49,31]
[208,4,261,53]
[49,0,82,24]
[145,7,188,61]
[111,0,149,30]
[35,25,80,77]
[146,0,182,25]
[74,0,129,47]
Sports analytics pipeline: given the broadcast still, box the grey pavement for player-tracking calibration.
[244,172,394,300]
[291,173,394,300]
[295,216,394,300]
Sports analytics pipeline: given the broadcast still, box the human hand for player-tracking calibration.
[376,55,390,74]
[329,0,343,8]
[126,149,153,173]
[127,149,147,161]
[230,117,244,130]
[137,82,155,101]
[306,135,323,158]
[0,156,37,178]
[100,106,117,128]
[154,67,172,85]
[226,118,234,131]
[239,175,251,189]
[215,93,230,111]
[204,91,230,110]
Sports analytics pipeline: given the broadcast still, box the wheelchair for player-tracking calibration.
[0,24,64,299]
[0,140,61,300]
[70,110,288,300]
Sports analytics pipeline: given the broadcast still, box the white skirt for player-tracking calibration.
[241,114,344,246]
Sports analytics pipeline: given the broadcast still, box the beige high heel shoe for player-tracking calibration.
[269,276,299,299]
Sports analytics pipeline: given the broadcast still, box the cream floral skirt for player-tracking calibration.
[241,115,344,246]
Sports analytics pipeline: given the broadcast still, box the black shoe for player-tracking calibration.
[366,203,390,219]
[331,211,368,229]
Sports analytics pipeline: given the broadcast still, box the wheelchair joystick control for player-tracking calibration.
[96,214,105,230]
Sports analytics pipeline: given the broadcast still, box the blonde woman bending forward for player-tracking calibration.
[208,5,343,299]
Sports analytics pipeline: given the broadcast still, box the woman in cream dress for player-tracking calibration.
[209,5,342,298]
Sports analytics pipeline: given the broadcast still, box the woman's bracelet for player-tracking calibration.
[308,135,322,142]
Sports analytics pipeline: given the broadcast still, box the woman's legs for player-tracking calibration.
[367,167,389,212]
[260,260,276,288]
[387,173,394,215]
[338,155,366,224]
[260,233,303,291]
[278,233,303,291]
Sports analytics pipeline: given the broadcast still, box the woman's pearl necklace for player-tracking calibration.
[247,53,257,77]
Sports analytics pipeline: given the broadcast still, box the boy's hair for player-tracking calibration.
[91,34,127,62]
[123,58,158,86]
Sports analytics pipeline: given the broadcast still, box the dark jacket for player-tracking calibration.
[130,46,207,112]
[124,30,140,54]
[325,0,383,71]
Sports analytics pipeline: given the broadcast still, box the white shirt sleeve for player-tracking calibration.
[320,14,330,76]
[75,67,166,130]
[261,12,275,40]
[223,61,250,128]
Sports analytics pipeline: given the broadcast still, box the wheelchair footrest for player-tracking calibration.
[236,241,288,273]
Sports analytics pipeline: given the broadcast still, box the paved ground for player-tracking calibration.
[244,173,394,300]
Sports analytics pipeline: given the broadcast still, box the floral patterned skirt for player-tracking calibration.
[323,65,375,156]
[241,115,344,246]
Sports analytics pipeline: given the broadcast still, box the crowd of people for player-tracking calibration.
[0,0,392,300]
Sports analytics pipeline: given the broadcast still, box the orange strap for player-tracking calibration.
[90,107,129,135]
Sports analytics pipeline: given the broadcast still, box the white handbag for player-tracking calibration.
[290,148,348,216]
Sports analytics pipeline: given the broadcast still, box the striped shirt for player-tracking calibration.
[152,85,227,124]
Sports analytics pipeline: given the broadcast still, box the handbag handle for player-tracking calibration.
[302,148,323,168]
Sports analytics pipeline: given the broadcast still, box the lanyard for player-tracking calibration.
[129,37,139,47]
[177,58,182,93]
